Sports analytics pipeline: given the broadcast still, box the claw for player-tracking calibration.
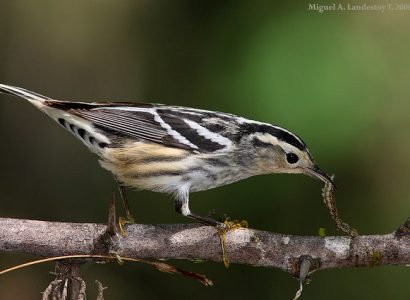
[217,219,248,268]
[118,215,135,237]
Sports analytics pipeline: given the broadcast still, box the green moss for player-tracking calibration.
[368,251,383,267]
[318,227,327,237]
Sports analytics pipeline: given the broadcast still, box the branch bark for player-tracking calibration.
[0,217,409,276]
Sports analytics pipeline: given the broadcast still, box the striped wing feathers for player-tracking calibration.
[49,103,237,153]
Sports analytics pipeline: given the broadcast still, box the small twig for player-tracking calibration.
[106,193,118,237]
[61,279,68,300]
[95,280,107,300]
[74,277,86,300]
[42,279,63,300]
[395,218,410,238]
[92,195,121,256]
[0,254,213,286]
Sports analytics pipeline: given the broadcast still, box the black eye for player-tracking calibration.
[286,152,299,164]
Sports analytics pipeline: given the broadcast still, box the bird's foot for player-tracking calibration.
[217,217,248,268]
[118,214,135,237]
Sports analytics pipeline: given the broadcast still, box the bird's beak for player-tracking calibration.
[305,165,336,188]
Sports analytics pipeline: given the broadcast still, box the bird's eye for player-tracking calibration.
[286,152,299,164]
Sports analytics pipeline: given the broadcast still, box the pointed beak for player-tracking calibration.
[305,165,336,188]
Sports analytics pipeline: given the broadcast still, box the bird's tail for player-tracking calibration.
[0,84,50,108]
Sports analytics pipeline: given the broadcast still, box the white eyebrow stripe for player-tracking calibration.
[183,119,232,146]
[253,133,279,144]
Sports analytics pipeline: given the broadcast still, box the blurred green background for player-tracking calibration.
[0,1,409,299]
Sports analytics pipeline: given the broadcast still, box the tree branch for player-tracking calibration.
[1,217,409,276]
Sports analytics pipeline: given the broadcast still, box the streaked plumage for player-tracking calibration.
[0,84,333,225]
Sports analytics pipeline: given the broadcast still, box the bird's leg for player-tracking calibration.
[174,195,223,227]
[187,212,223,227]
[174,195,246,268]
[118,184,134,222]
[117,183,135,236]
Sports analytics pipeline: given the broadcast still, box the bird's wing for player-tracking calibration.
[51,103,237,153]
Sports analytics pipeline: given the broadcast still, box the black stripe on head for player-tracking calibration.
[268,126,306,150]
[240,123,306,150]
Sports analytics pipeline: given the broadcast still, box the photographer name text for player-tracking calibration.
[308,3,410,13]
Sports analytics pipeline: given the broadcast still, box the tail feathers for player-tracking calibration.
[0,84,50,103]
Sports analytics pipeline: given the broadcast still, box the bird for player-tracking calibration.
[0,84,334,228]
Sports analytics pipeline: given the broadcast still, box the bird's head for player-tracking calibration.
[245,124,335,186]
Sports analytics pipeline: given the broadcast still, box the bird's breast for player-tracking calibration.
[99,142,252,194]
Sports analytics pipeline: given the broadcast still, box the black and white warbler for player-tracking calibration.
[0,84,334,227]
